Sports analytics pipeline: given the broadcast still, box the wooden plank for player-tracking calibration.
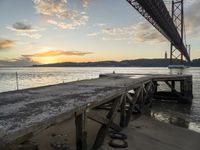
[75,111,87,150]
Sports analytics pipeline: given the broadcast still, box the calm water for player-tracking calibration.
[0,67,200,133]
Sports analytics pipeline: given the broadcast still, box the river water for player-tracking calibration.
[0,67,200,133]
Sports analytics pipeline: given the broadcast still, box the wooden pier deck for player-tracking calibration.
[0,74,194,149]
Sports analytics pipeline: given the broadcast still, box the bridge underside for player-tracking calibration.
[127,0,190,61]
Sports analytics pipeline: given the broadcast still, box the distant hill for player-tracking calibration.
[32,58,200,67]
[191,58,200,67]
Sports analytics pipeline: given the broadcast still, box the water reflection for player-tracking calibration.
[170,116,190,128]
[151,101,200,133]
[189,122,200,133]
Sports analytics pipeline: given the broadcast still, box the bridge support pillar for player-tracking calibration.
[170,0,185,65]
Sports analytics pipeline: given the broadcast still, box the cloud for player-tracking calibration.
[33,0,67,16]
[96,23,106,27]
[82,0,90,8]
[12,22,32,31]
[20,50,92,64]
[8,22,39,32]
[0,49,92,66]
[47,19,75,29]
[0,57,39,67]
[134,22,165,43]
[101,22,165,43]
[7,22,42,39]
[185,0,200,35]
[33,0,89,29]
[23,50,92,58]
[0,38,15,49]
[19,33,42,39]
[87,32,98,37]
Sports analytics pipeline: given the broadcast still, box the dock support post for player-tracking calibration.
[120,95,126,128]
[75,111,87,150]
[138,87,144,114]
[171,81,175,92]
[125,92,136,126]
[153,81,158,97]
[180,77,193,103]
[188,77,193,99]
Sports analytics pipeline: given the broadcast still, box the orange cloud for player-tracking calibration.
[22,50,92,64]
[23,50,92,57]
[0,39,15,49]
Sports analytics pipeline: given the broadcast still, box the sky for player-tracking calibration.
[0,0,200,66]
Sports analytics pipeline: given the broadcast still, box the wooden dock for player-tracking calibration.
[0,74,194,150]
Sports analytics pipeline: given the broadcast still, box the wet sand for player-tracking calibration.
[30,114,200,150]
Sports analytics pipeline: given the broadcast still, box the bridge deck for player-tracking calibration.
[0,74,193,149]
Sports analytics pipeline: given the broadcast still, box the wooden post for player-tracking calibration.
[75,111,87,150]
[144,81,154,109]
[188,77,193,98]
[125,102,132,126]
[180,80,185,95]
[120,95,126,128]
[153,81,158,96]
[181,77,193,103]
[125,92,136,126]
[171,81,175,92]
[16,72,19,90]
[139,86,144,114]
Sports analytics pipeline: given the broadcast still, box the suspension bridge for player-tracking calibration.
[127,0,190,64]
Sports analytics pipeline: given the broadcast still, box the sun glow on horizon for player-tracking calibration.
[31,56,61,64]
[22,49,93,64]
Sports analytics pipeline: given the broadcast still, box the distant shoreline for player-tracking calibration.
[1,58,200,67]
[32,58,200,67]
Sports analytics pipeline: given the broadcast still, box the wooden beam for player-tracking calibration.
[75,111,87,150]
[92,95,122,150]
[165,81,182,97]
[87,111,122,132]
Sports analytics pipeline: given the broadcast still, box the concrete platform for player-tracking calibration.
[101,116,200,150]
